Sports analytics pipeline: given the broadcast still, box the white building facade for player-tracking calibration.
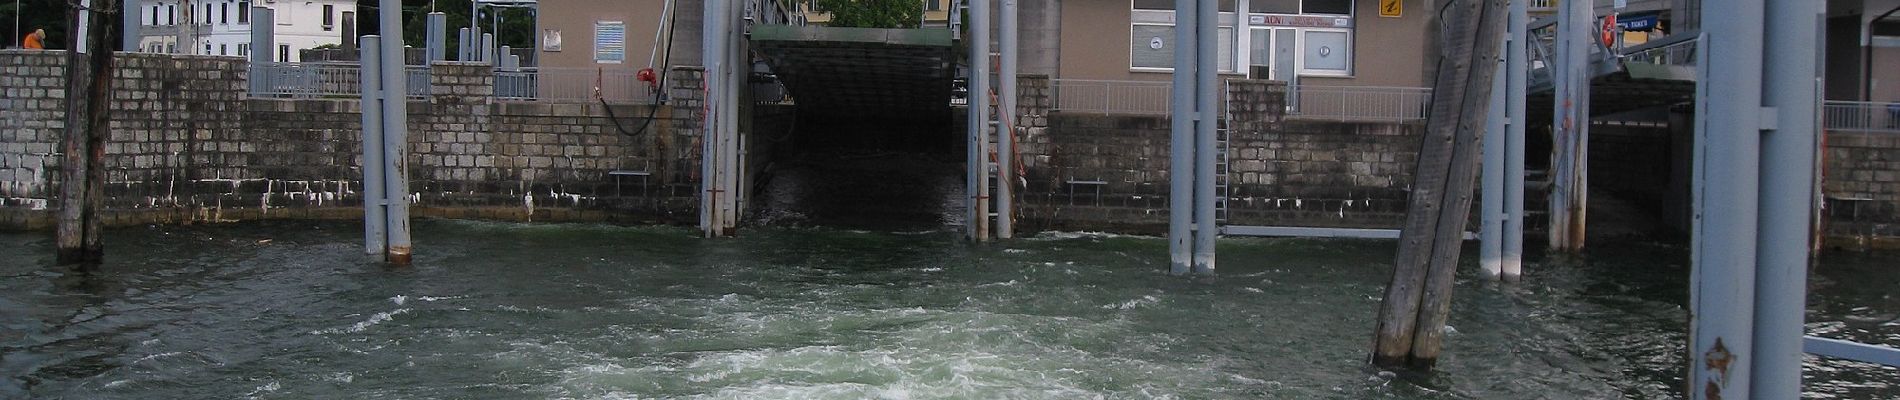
[132,0,356,62]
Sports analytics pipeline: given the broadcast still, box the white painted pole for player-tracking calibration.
[1753,0,1823,397]
[1480,36,1507,281]
[1167,0,1198,275]
[1191,0,1216,274]
[998,0,1018,239]
[1503,0,1527,281]
[1692,0,1766,394]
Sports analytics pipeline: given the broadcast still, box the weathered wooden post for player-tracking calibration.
[55,0,117,266]
[1370,0,1507,370]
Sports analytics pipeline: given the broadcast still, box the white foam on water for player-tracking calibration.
[390,294,407,305]
[1002,248,1030,254]
[313,308,411,334]
[1101,295,1161,310]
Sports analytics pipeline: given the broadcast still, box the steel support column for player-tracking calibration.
[998,0,1018,239]
[1167,0,1198,275]
[1190,0,1217,274]
[378,0,412,265]
[1550,0,1590,253]
[968,0,992,242]
[360,36,387,256]
[1753,0,1823,397]
[1692,0,1766,395]
[1480,38,1506,280]
[1503,0,1527,280]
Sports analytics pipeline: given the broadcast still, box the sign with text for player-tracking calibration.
[1248,14,1353,28]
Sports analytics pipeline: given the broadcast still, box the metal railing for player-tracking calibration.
[250,62,430,99]
[494,67,661,104]
[1285,84,1432,123]
[1047,78,1431,123]
[1824,101,1900,133]
[1620,34,1699,66]
[1049,78,1171,115]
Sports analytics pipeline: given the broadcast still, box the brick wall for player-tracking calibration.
[0,50,702,229]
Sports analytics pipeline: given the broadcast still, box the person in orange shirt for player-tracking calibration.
[22,29,44,49]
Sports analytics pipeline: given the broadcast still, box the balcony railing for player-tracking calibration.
[494,67,660,104]
[1048,78,1172,116]
[1824,101,1900,134]
[1047,78,1431,123]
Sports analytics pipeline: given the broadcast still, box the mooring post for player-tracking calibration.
[379,0,413,265]
[55,0,114,266]
[699,0,726,238]
[997,0,1018,240]
[1693,0,1765,395]
[481,32,496,64]
[1549,0,1590,253]
[1752,0,1822,397]
[1166,0,1198,275]
[360,35,387,256]
[968,0,992,242]
[426,12,447,62]
[720,0,742,235]
[1372,0,1507,370]
[1502,0,1528,281]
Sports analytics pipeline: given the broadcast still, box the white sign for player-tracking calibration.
[542,29,563,52]
[1150,37,1164,50]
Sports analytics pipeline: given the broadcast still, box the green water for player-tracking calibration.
[1,220,1895,398]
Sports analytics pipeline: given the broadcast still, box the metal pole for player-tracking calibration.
[360,35,387,256]
[700,0,722,237]
[379,0,412,265]
[1503,0,1527,281]
[1550,0,1590,252]
[124,0,140,52]
[1754,0,1822,396]
[1191,0,1215,274]
[1692,4,1765,397]
[998,0,1017,239]
[721,0,741,235]
[969,0,991,241]
[1480,39,1506,281]
[1167,0,1197,275]
[426,12,447,62]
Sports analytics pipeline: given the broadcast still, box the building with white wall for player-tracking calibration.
[131,0,356,62]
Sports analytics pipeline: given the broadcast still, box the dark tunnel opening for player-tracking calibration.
[749,112,965,230]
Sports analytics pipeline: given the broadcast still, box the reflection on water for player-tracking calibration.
[0,220,1894,398]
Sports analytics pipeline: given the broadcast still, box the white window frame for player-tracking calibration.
[1297,28,1353,77]
[1128,6,1240,73]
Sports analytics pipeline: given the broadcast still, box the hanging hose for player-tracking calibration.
[598,0,680,138]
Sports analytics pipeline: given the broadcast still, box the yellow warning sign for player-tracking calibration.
[1380,0,1402,17]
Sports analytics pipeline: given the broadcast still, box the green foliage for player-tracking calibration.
[359,0,535,60]
[816,0,923,29]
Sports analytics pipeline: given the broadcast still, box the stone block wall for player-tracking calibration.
[0,50,703,229]
[1015,77,1423,233]
[1825,131,1900,238]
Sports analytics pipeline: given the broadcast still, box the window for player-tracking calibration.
[205,3,213,24]
[168,5,175,25]
[1129,25,1235,72]
[205,43,212,54]
[322,4,334,30]
[167,43,176,53]
[279,44,290,62]
[1134,0,1235,11]
[239,2,250,24]
[1302,0,1352,15]
[220,44,227,55]
[1302,29,1350,74]
[221,3,229,24]
[151,5,160,25]
[238,43,249,56]
[927,0,940,11]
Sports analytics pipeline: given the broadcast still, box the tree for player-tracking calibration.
[816,0,922,29]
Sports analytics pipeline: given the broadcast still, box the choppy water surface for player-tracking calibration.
[2,220,1896,398]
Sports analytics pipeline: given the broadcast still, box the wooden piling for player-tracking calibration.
[55,0,117,266]
[1370,0,1508,370]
